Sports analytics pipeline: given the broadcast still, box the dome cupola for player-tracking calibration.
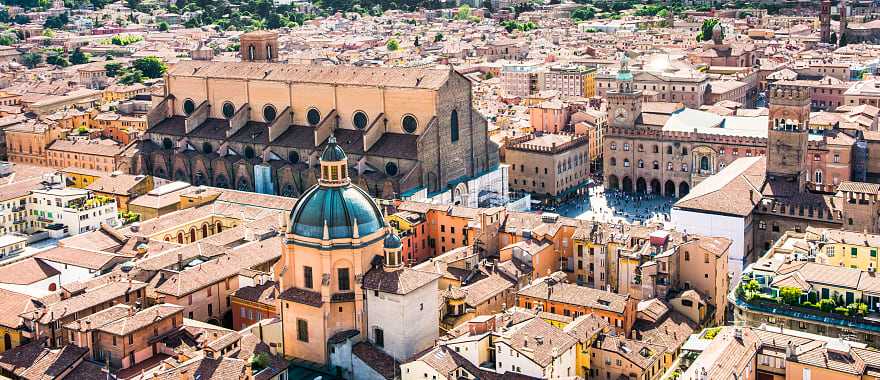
[288,136,386,242]
[383,230,403,268]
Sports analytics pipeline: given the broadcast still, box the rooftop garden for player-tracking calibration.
[119,210,140,225]
[737,275,869,318]
[702,327,721,340]
[69,195,115,211]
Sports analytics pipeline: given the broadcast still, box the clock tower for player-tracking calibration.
[608,54,642,128]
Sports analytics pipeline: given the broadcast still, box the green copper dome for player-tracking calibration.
[320,136,347,162]
[288,183,385,240]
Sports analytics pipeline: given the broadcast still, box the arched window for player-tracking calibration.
[666,146,673,154]
[815,170,823,184]
[216,222,223,233]
[652,145,659,153]
[183,99,195,115]
[307,108,321,126]
[700,156,710,171]
[201,223,208,237]
[450,110,459,143]
[189,228,196,242]
[202,142,213,154]
[3,333,11,351]
[288,150,300,164]
[222,102,235,118]
[637,159,644,168]
[609,157,616,166]
[353,111,368,129]
[266,44,273,60]
[162,138,174,150]
[653,161,659,170]
[263,104,277,122]
[248,45,255,61]
[623,159,630,167]
[244,146,255,159]
[177,232,184,244]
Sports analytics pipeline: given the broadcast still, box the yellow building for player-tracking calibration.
[562,313,610,378]
[101,83,149,102]
[583,69,596,98]
[807,227,880,270]
[62,167,105,189]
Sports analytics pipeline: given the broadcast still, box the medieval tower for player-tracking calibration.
[766,84,811,190]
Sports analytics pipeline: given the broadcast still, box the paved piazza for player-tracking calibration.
[557,185,674,225]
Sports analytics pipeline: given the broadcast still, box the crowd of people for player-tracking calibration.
[558,185,674,225]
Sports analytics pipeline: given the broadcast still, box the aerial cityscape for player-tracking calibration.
[2,0,880,379]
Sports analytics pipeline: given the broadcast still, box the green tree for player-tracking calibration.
[386,38,399,51]
[20,52,41,68]
[158,21,169,31]
[696,18,720,42]
[69,48,88,65]
[779,287,803,306]
[131,56,167,78]
[434,32,443,42]
[46,53,69,67]
[456,4,471,20]
[0,34,15,46]
[118,68,144,84]
[818,298,836,313]
[571,7,595,22]
[13,15,30,25]
[104,62,122,77]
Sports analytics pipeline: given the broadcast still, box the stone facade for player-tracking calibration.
[125,61,499,201]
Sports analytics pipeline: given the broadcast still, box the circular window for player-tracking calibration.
[222,102,235,118]
[353,111,368,130]
[385,161,398,176]
[183,99,195,115]
[402,115,417,134]
[263,104,277,123]
[307,108,321,126]
[202,142,213,154]
[288,150,300,164]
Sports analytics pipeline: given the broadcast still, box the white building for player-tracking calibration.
[671,156,762,276]
[328,234,440,380]
[362,235,441,362]
[28,186,120,236]
[34,246,123,285]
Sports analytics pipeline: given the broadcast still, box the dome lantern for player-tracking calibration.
[319,136,349,188]
[383,231,403,268]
